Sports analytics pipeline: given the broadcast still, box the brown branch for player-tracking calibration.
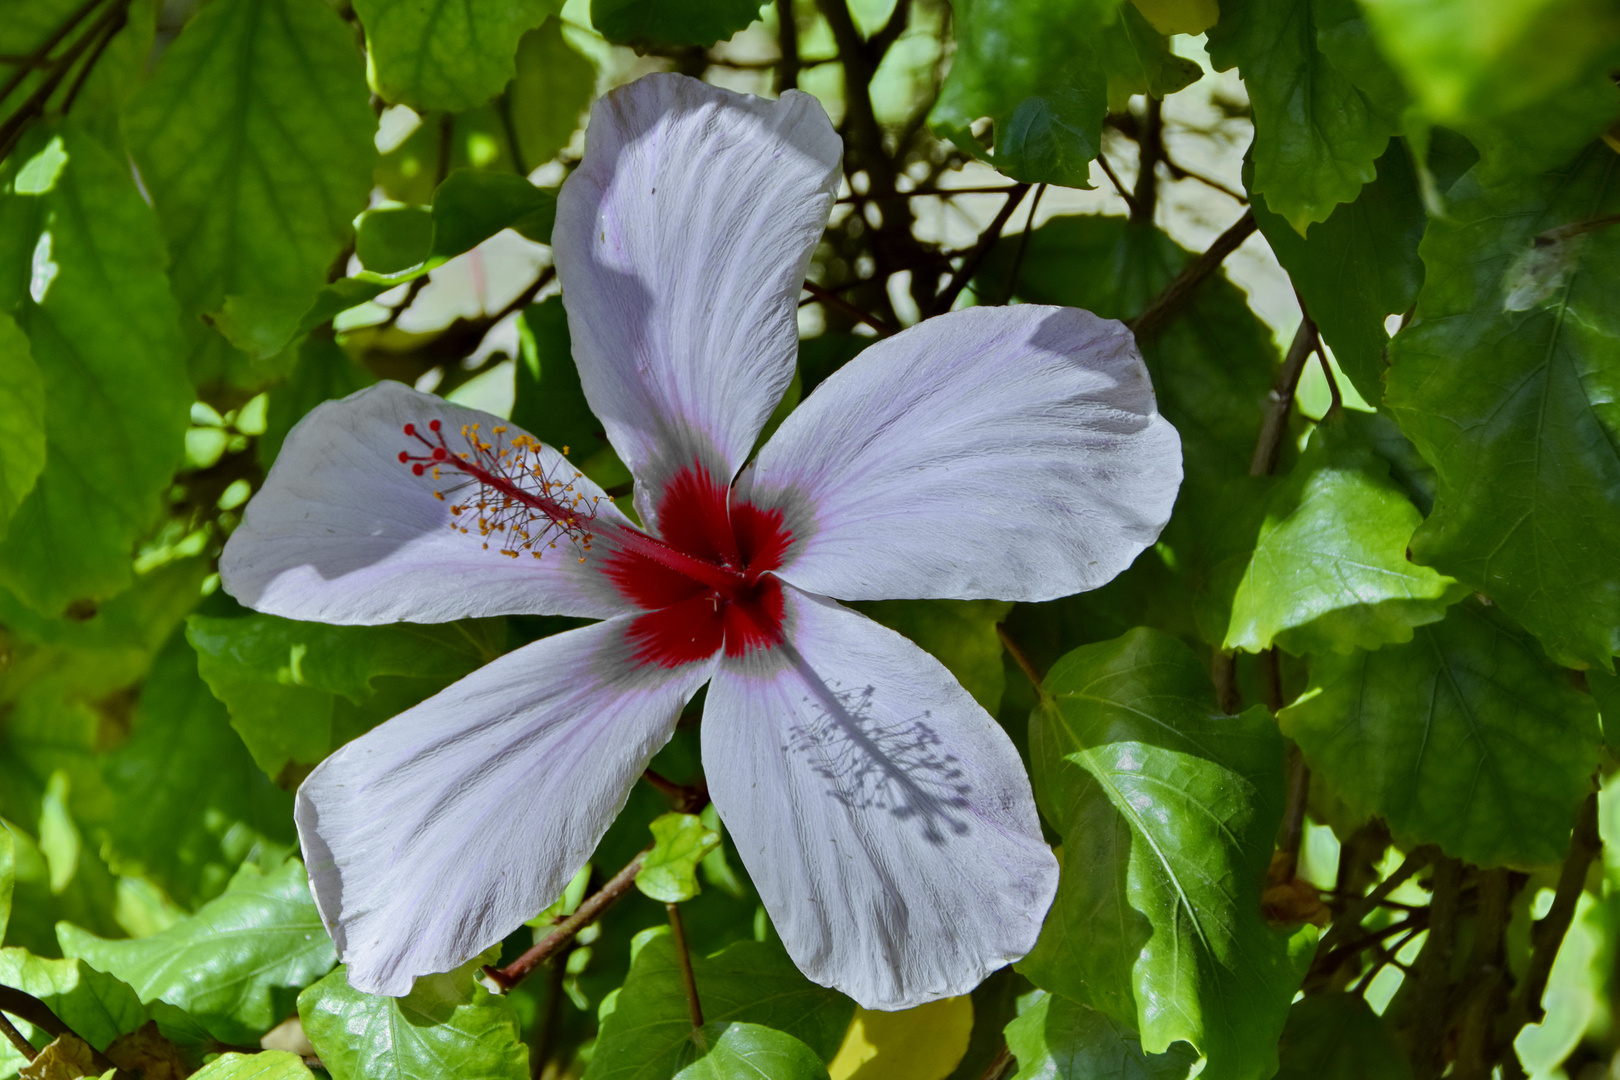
[0,1013,34,1062]
[486,848,651,991]
[773,0,799,92]
[1315,845,1437,961]
[1276,741,1310,873]
[930,183,1031,316]
[0,986,116,1073]
[997,182,1046,304]
[667,903,705,1047]
[1402,856,1464,1080]
[641,769,709,814]
[1248,312,1318,476]
[801,280,895,336]
[835,184,1024,203]
[1132,98,1163,223]
[1501,793,1601,1036]
[1128,208,1257,343]
[976,1043,1014,1080]
[996,624,1044,694]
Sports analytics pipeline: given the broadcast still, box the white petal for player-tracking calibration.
[702,586,1057,1010]
[222,381,635,624]
[552,74,841,530]
[744,305,1183,602]
[297,616,713,996]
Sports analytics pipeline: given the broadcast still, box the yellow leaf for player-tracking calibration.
[828,997,973,1080]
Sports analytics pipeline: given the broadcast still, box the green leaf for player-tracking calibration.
[1023,629,1308,1080]
[1004,990,1196,1080]
[637,813,722,903]
[1272,993,1412,1080]
[0,312,43,539]
[99,634,295,907]
[189,1051,315,1080]
[0,125,190,614]
[1225,422,1464,656]
[855,600,1013,713]
[0,948,146,1051]
[186,612,499,783]
[1099,4,1202,112]
[1280,602,1600,867]
[1358,0,1620,156]
[355,170,559,277]
[930,0,1119,188]
[1207,0,1402,230]
[124,0,377,358]
[508,20,596,169]
[1250,138,1426,399]
[585,933,854,1080]
[1384,145,1620,668]
[57,857,336,1045]
[673,1023,828,1080]
[299,960,528,1080]
[0,826,12,942]
[357,0,563,111]
[591,0,764,48]
[259,334,376,468]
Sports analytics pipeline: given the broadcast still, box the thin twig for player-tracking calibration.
[1248,313,1318,476]
[1095,152,1140,217]
[801,280,895,336]
[930,183,1031,315]
[0,0,130,164]
[642,769,709,814]
[0,0,104,104]
[1129,208,1257,343]
[996,624,1044,693]
[976,1043,1014,1080]
[529,942,572,1079]
[1162,155,1248,204]
[998,182,1046,304]
[54,0,124,115]
[1316,846,1437,959]
[486,848,651,991]
[834,183,1024,204]
[1277,741,1310,873]
[1316,350,1343,418]
[667,903,705,1047]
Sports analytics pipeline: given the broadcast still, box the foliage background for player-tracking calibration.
[1,0,1619,1078]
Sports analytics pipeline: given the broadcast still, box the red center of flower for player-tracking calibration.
[602,463,791,668]
[401,422,789,668]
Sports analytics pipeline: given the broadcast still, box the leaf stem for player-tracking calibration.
[801,280,895,336]
[666,902,705,1047]
[486,847,651,992]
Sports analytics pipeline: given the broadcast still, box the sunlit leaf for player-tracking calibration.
[1023,629,1310,1080]
[508,20,596,169]
[1280,602,1600,867]
[357,0,563,111]
[1004,990,1196,1080]
[189,1051,315,1080]
[1385,145,1620,667]
[58,857,336,1044]
[636,813,721,904]
[674,1023,827,1080]
[0,947,146,1051]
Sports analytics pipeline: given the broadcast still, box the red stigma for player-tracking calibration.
[402,423,415,436]
[428,420,441,432]
[398,451,409,463]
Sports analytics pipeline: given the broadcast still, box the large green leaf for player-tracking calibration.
[299,961,528,1080]
[1280,602,1600,867]
[1358,0,1620,176]
[189,1052,315,1080]
[58,857,336,1045]
[1022,629,1309,1080]
[930,0,1119,188]
[0,312,43,539]
[124,0,376,358]
[1250,138,1426,399]
[591,0,764,47]
[1272,994,1413,1080]
[186,612,501,783]
[507,19,596,169]
[585,932,854,1080]
[672,1023,828,1080]
[1385,146,1620,668]
[99,634,294,907]
[0,126,189,614]
[356,0,562,111]
[1005,991,1196,1080]
[0,307,42,540]
[1098,4,1203,111]
[0,948,146,1052]
[1225,422,1463,656]
[1207,0,1402,230]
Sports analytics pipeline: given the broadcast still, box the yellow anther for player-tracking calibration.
[562,445,570,455]
[578,556,586,564]
[433,491,444,501]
